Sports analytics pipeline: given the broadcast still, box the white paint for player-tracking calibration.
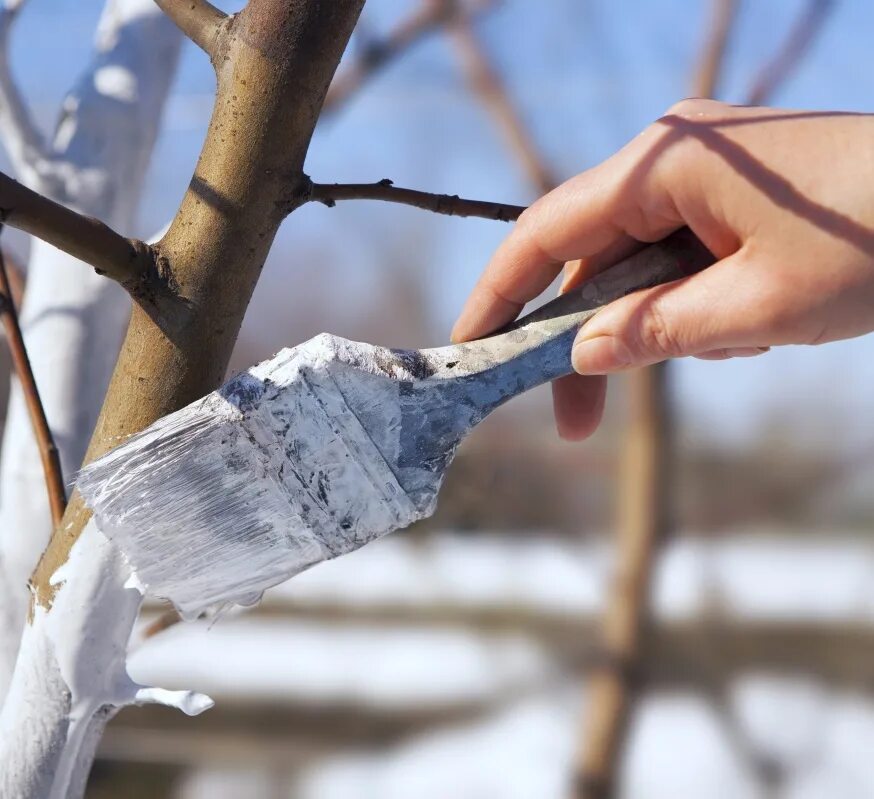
[0,2,185,796]
[0,521,211,799]
[79,334,426,619]
[94,65,138,102]
[0,0,181,698]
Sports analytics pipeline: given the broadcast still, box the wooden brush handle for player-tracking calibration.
[425,228,714,416]
[505,227,713,333]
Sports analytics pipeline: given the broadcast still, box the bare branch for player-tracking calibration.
[308,178,524,221]
[0,1,50,181]
[153,0,227,58]
[745,0,834,106]
[0,170,151,287]
[448,11,558,194]
[0,229,65,526]
[690,0,739,98]
[2,246,24,307]
[326,1,452,112]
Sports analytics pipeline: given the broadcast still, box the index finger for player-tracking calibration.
[450,125,685,343]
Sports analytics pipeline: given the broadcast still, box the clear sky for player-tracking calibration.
[6,0,874,449]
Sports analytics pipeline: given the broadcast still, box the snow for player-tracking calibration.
[129,619,550,709]
[128,529,874,799]
[267,530,874,623]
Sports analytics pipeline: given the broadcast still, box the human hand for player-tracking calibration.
[451,101,874,440]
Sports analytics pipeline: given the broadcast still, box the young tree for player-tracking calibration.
[0,1,526,795]
[0,0,182,700]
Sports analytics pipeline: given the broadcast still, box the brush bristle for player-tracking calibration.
[77,336,423,618]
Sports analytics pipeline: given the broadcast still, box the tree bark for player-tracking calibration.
[1,1,365,795]
[0,0,181,700]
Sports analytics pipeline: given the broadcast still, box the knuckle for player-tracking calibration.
[662,97,727,120]
[636,297,685,359]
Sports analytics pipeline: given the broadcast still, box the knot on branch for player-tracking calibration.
[120,240,192,337]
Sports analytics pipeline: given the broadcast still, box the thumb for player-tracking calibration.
[571,249,776,373]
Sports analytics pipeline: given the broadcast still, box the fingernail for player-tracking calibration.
[572,336,633,375]
[725,346,770,358]
[449,317,470,344]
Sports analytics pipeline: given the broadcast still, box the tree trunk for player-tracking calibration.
[0,0,181,700]
[0,1,365,795]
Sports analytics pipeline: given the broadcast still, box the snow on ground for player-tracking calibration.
[129,619,552,708]
[132,529,874,705]
[176,687,874,799]
[268,529,874,622]
[128,529,874,799]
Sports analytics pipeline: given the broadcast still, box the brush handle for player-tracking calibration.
[423,228,714,411]
[506,227,712,334]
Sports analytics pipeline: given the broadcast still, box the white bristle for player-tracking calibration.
[77,335,423,618]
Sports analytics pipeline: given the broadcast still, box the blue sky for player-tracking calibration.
[6,0,874,448]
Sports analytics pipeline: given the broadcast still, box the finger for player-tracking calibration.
[694,346,770,360]
[560,237,646,294]
[552,374,607,441]
[451,125,689,343]
[570,248,787,374]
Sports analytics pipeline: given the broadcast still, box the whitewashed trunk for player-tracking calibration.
[0,2,209,796]
[0,521,211,798]
[0,0,181,698]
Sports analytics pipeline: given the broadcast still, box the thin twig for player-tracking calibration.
[308,178,524,221]
[745,0,834,106]
[0,226,65,525]
[448,11,558,194]
[0,1,50,182]
[324,0,497,113]
[2,246,24,307]
[153,0,227,58]
[691,0,740,98]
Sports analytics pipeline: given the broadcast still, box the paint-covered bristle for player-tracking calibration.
[77,336,425,618]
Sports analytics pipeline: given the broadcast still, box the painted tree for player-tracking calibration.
[0,0,182,701]
[0,1,536,795]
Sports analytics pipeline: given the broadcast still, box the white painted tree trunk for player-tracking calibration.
[0,520,211,798]
[0,0,181,700]
[0,3,211,796]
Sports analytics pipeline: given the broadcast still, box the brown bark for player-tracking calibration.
[309,178,524,221]
[574,366,670,799]
[0,240,66,526]
[154,0,227,58]
[31,0,366,607]
[0,170,163,300]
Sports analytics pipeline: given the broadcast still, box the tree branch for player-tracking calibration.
[324,0,497,113]
[448,10,558,194]
[745,0,834,106]
[308,178,524,221]
[0,1,50,183]
[575,3,739,797]
[153,0,227,59]
[690,0,739,98]
[0,228,65,526]
[0,169,145,281]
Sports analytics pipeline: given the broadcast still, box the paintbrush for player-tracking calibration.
[77,229,712,618]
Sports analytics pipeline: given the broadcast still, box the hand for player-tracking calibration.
[451,100,874,440]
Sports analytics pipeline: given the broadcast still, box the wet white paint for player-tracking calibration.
[0,0,182,699]
[79,334,426,619]
[0,521,211,798]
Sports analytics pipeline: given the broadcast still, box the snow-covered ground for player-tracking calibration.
[124,530,874,798]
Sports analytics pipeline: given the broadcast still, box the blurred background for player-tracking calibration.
[3,0,874,796]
